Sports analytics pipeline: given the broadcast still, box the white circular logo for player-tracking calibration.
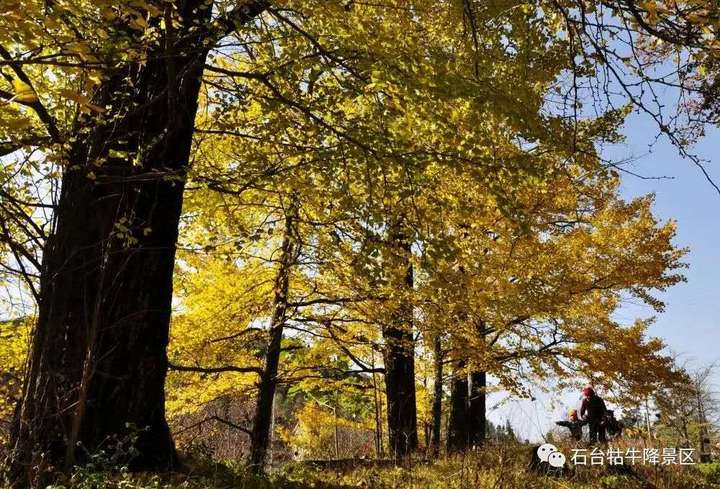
[537,443,558,462]
[548,451,566,468]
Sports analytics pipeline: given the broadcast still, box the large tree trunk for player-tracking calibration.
[8,3,265,486]
[249,198,298,472]
[382,227,417,459]
[383,325,418,459]
[430,333,443,455]
[447,362,486,452]
[467,371,486,448]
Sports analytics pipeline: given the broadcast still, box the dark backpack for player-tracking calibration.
[603,410,623,438]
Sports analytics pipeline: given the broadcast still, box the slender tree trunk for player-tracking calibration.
[696,388,711,462]
[644,398,653,441]
[430,334,443,455]
[447,361,468,452]
[371,349,384,458]
[382,226,417,459]
[249,198,298,472]
[333,396,340,459]
[8,3,267,487]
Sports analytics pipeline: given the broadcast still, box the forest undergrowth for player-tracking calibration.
[5,442,716,489]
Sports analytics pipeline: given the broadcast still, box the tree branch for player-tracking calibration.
[168,362,262,375]
[0,46,61,143]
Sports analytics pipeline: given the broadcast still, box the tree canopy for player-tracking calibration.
[0,0,712,484]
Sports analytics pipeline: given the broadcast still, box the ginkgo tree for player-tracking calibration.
[413,163,685,450]
[172,0,635,463]
[168,27,684,467]
[1,1,269,485]
[167,135,685,463]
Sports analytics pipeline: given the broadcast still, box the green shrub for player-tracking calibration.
[696,461,720,483]
[598,475,633,489]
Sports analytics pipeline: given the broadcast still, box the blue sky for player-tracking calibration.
[489,112,720,442]
[613,116,719,373]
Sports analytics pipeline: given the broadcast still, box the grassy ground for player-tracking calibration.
[278,444,720,489]
[5,443,720,489]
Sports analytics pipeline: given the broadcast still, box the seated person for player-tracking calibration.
[555,408,586,441]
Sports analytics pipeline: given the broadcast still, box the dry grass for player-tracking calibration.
[2,442,718,488]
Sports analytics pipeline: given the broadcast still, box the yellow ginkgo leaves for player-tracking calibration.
[59,90,106,113]
[9,79,104,114]
[11,79,38,103]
